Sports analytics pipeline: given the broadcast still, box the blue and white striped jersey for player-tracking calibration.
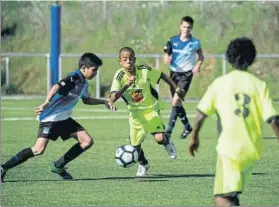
[166,35,201,73]
[38,69,89,122]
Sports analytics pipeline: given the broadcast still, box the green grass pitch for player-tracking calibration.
[1,100,279,206]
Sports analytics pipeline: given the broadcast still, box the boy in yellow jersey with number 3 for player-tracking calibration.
[110,47,185,176]
[189,37,279,206]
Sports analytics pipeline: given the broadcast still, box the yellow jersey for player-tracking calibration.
[111,65,162,112]
[198,70,278,171]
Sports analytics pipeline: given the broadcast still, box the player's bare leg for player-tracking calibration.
[215,195,240,206]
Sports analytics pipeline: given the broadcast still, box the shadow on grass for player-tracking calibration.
[3,172,266,183]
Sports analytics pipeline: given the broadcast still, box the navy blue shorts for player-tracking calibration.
[169,70,193,97]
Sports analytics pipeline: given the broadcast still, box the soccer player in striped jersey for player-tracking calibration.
[110,47,185,176]
[189,37,279,206]
[164,16,204,140]
[1,53,116,182]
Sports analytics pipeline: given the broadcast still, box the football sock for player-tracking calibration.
[138,149,148,165]
[228,195,240,206]
[166,106,178,133]
[2,147,34,170]
[55,143,85,168]
[176,106,190,129]
[162,134,170,146]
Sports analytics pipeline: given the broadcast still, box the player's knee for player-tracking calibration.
[80,137,94,150]
[31,145,46,156]
[154,133,165,144]
[215,195,239,206]
[172,98,182,106]
[215,196,230,206]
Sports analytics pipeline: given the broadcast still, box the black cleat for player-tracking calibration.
[180,125,193,139]
[49,162,73,180]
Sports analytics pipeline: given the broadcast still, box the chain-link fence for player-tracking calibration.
[1,53,279,100]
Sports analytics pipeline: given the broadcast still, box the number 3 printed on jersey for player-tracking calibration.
[235,93,251,118]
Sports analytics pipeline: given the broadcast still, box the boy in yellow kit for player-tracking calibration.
[110,47,185,176]
[189,37,279,206]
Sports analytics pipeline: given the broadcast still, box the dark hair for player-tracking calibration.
[78,53,103,68]
[181,16,194,26]
[119,47,135,58]
[226,37,257,70]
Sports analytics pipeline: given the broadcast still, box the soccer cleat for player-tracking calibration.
[180,125,193,139]
[49,162,73,180]
[136,163,150,177]
[1,166,7,183]
[164,139,177,159]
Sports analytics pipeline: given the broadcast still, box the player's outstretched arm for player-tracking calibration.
[110,85,129,103]
[110,76,135,103]
[34,84,60,115]
[82,97,116,111]
[160,73,185,100]
[270,117,279,140]
[189,110,207,156]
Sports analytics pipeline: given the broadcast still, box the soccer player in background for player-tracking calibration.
[163,16,204,139]
[110,47,185,176]
[189,37,279,206]
[1,53,116,182]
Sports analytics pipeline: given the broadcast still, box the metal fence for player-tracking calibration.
[1,53,279,99]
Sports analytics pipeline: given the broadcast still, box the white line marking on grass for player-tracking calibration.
[1,107,196,113]
[1,107,130,112]
[2,114,196,121]
[2,117,36,121]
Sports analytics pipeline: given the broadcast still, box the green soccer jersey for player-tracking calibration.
[110,65,162,112]
[197,70,278,171]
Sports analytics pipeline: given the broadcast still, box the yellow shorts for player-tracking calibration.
[214,155,252,196]
[129,108,165,146]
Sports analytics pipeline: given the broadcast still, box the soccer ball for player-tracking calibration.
[115,145,139,168]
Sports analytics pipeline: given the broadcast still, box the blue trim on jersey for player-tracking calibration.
[39,69,89,121]
[169,35,201,72]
